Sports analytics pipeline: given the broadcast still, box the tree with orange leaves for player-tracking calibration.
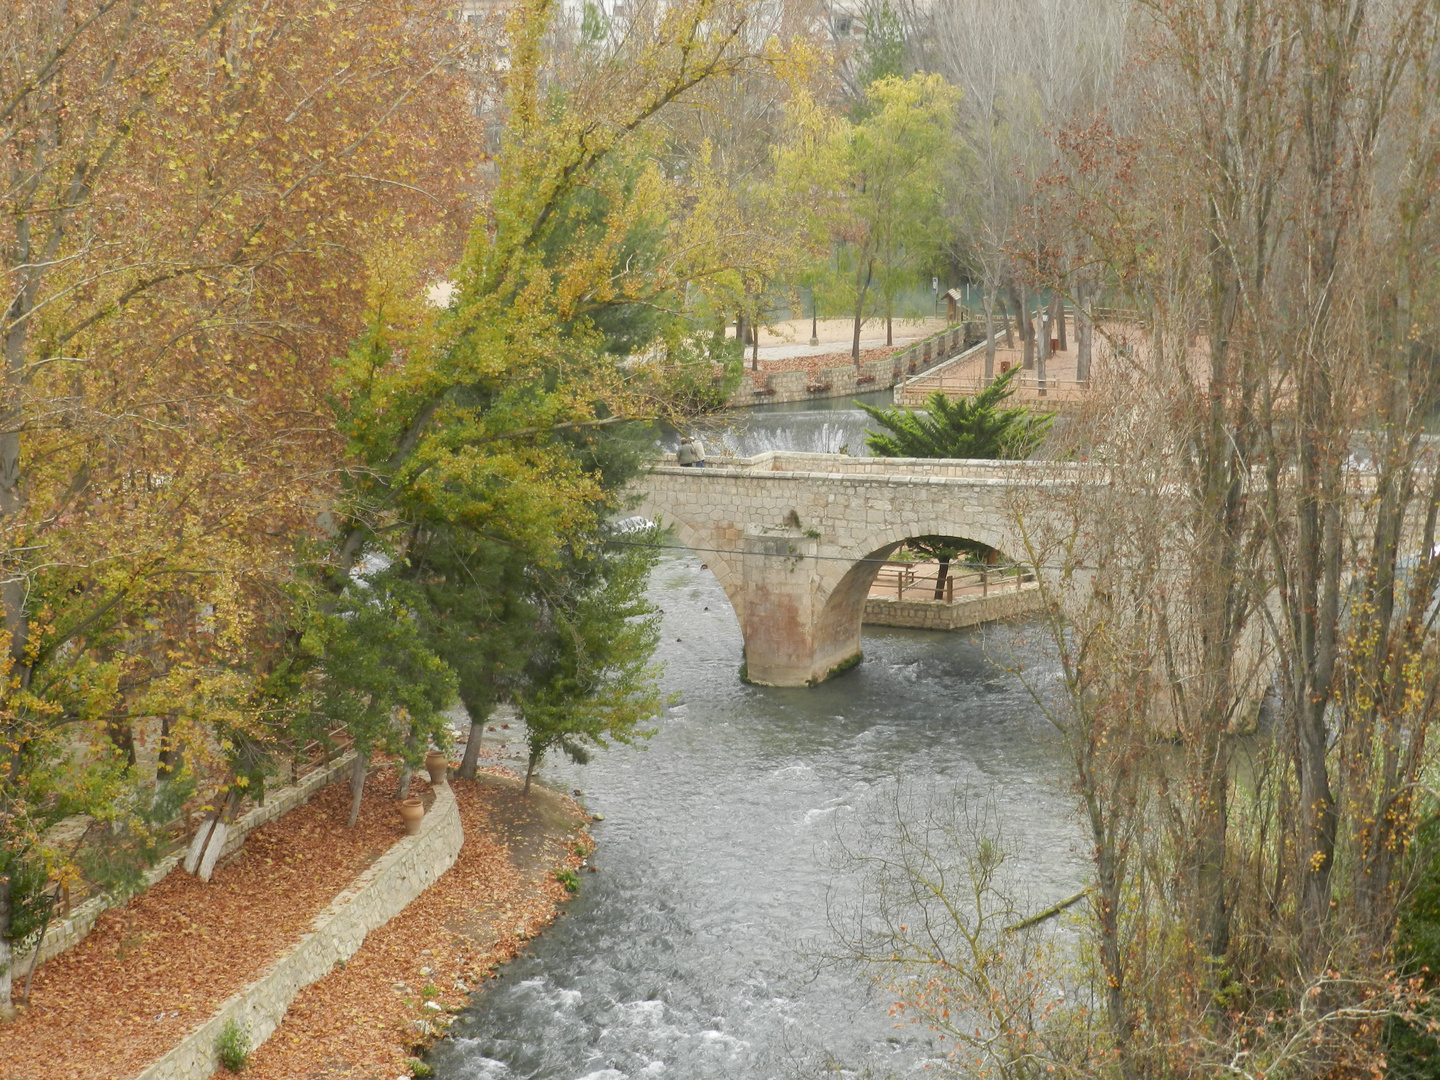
[0,0,484,1009]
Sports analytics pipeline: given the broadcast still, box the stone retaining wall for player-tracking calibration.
[133,780,464,1080]
[863,583,1043,630]
[893,337,991,407]
[17,753,358,974]
[726,323,981,408]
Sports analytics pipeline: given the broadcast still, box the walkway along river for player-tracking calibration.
[428,547,1087,1080]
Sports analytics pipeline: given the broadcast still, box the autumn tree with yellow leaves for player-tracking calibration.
[316,0,826,814]
[0,0,830,1011]
[0,0,483,1008]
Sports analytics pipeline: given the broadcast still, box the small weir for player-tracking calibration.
[661,389,894,459]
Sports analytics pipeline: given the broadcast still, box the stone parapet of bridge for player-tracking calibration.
[630,452,1069,686]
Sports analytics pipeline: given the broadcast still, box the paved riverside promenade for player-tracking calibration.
[632,452,1075,686]
[863,558,1043,630]
[895,315,1139,410]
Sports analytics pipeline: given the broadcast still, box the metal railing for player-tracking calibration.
[871,561,1037,603]
[908,365,1092,391]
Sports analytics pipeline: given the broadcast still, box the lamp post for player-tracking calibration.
[809,287,819,347]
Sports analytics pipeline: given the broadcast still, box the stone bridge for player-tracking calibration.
[631,452,1070,686]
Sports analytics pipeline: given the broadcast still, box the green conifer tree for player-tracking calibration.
[858,368,1051,595]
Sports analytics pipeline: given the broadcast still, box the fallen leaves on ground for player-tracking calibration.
[232,772,586,1080]
[0,766,416,1080]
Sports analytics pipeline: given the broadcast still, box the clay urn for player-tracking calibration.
[424,749,448,785]
[399,796,424,835]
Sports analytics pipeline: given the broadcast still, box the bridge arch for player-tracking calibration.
[810,520,1025,686]
[658,516,747,624]
[631,453,1039,686]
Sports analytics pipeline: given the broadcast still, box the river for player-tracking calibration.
[428,397,1086,1080]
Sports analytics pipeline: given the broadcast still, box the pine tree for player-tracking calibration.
[857,368,1051,459]
[859,368,1051,595]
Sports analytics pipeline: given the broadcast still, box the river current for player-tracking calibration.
[429,398,1087,1080]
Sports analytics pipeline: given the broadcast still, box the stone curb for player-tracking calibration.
[17,753,358,974]
[646,465,1092,492]
[132,780,464,1080]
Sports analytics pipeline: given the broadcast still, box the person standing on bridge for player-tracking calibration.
[693,435,706,468]
[676,437,699,466]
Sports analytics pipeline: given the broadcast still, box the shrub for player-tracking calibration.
[217,1017,250,1073]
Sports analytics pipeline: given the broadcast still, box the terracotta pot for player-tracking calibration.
[399,796,424,835]
[424,750,448,784]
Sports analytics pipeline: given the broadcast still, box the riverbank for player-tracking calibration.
[236,769,588,1079]
[0,761,588,1080]
[0,766,417,1079]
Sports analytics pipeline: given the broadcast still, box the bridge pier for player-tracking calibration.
[734,528,897,685]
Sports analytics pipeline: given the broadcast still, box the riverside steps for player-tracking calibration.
[632,452,1074,686]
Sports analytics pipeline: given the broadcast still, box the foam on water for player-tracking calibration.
[427,542,1085,1078]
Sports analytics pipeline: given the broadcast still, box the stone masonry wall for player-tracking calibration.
[632,456,1068,683]
[893,337,991,407]
[17,753,358,975]
[133,780,464,1080]
[863,583,1043,630]
[727,324,981,408]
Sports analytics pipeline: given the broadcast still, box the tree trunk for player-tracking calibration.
[193,786,242,883]
[999,296,1014,348]
[1194,724,1231,957]
[157,714,183,782]
[933,556,950,601]
[106,719,137,769]
[396,729,419,798]
[1076,280,1092,386]
[0,870,12,1013]
[1057,295,1067,350]
[458,715,487,781]
[2,315,32,683]
[1011,283,1034,369]
[1039,295,1059,394]
[1,204,39,724]
[1090,802,1137,1080]
[1282,372,1343,955]
[886,308,893,346]
[851,257,873,366]
[982,292,996,383]
[523,751,538,796]
[20,899,55,1004]
[347,749,368,828]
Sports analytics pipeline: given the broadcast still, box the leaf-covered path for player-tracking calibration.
[0,766,421,1080]
[234,771,586,1079]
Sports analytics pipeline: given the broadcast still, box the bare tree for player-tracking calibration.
[824,782,1067,1080]
[929,0,1128,382]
